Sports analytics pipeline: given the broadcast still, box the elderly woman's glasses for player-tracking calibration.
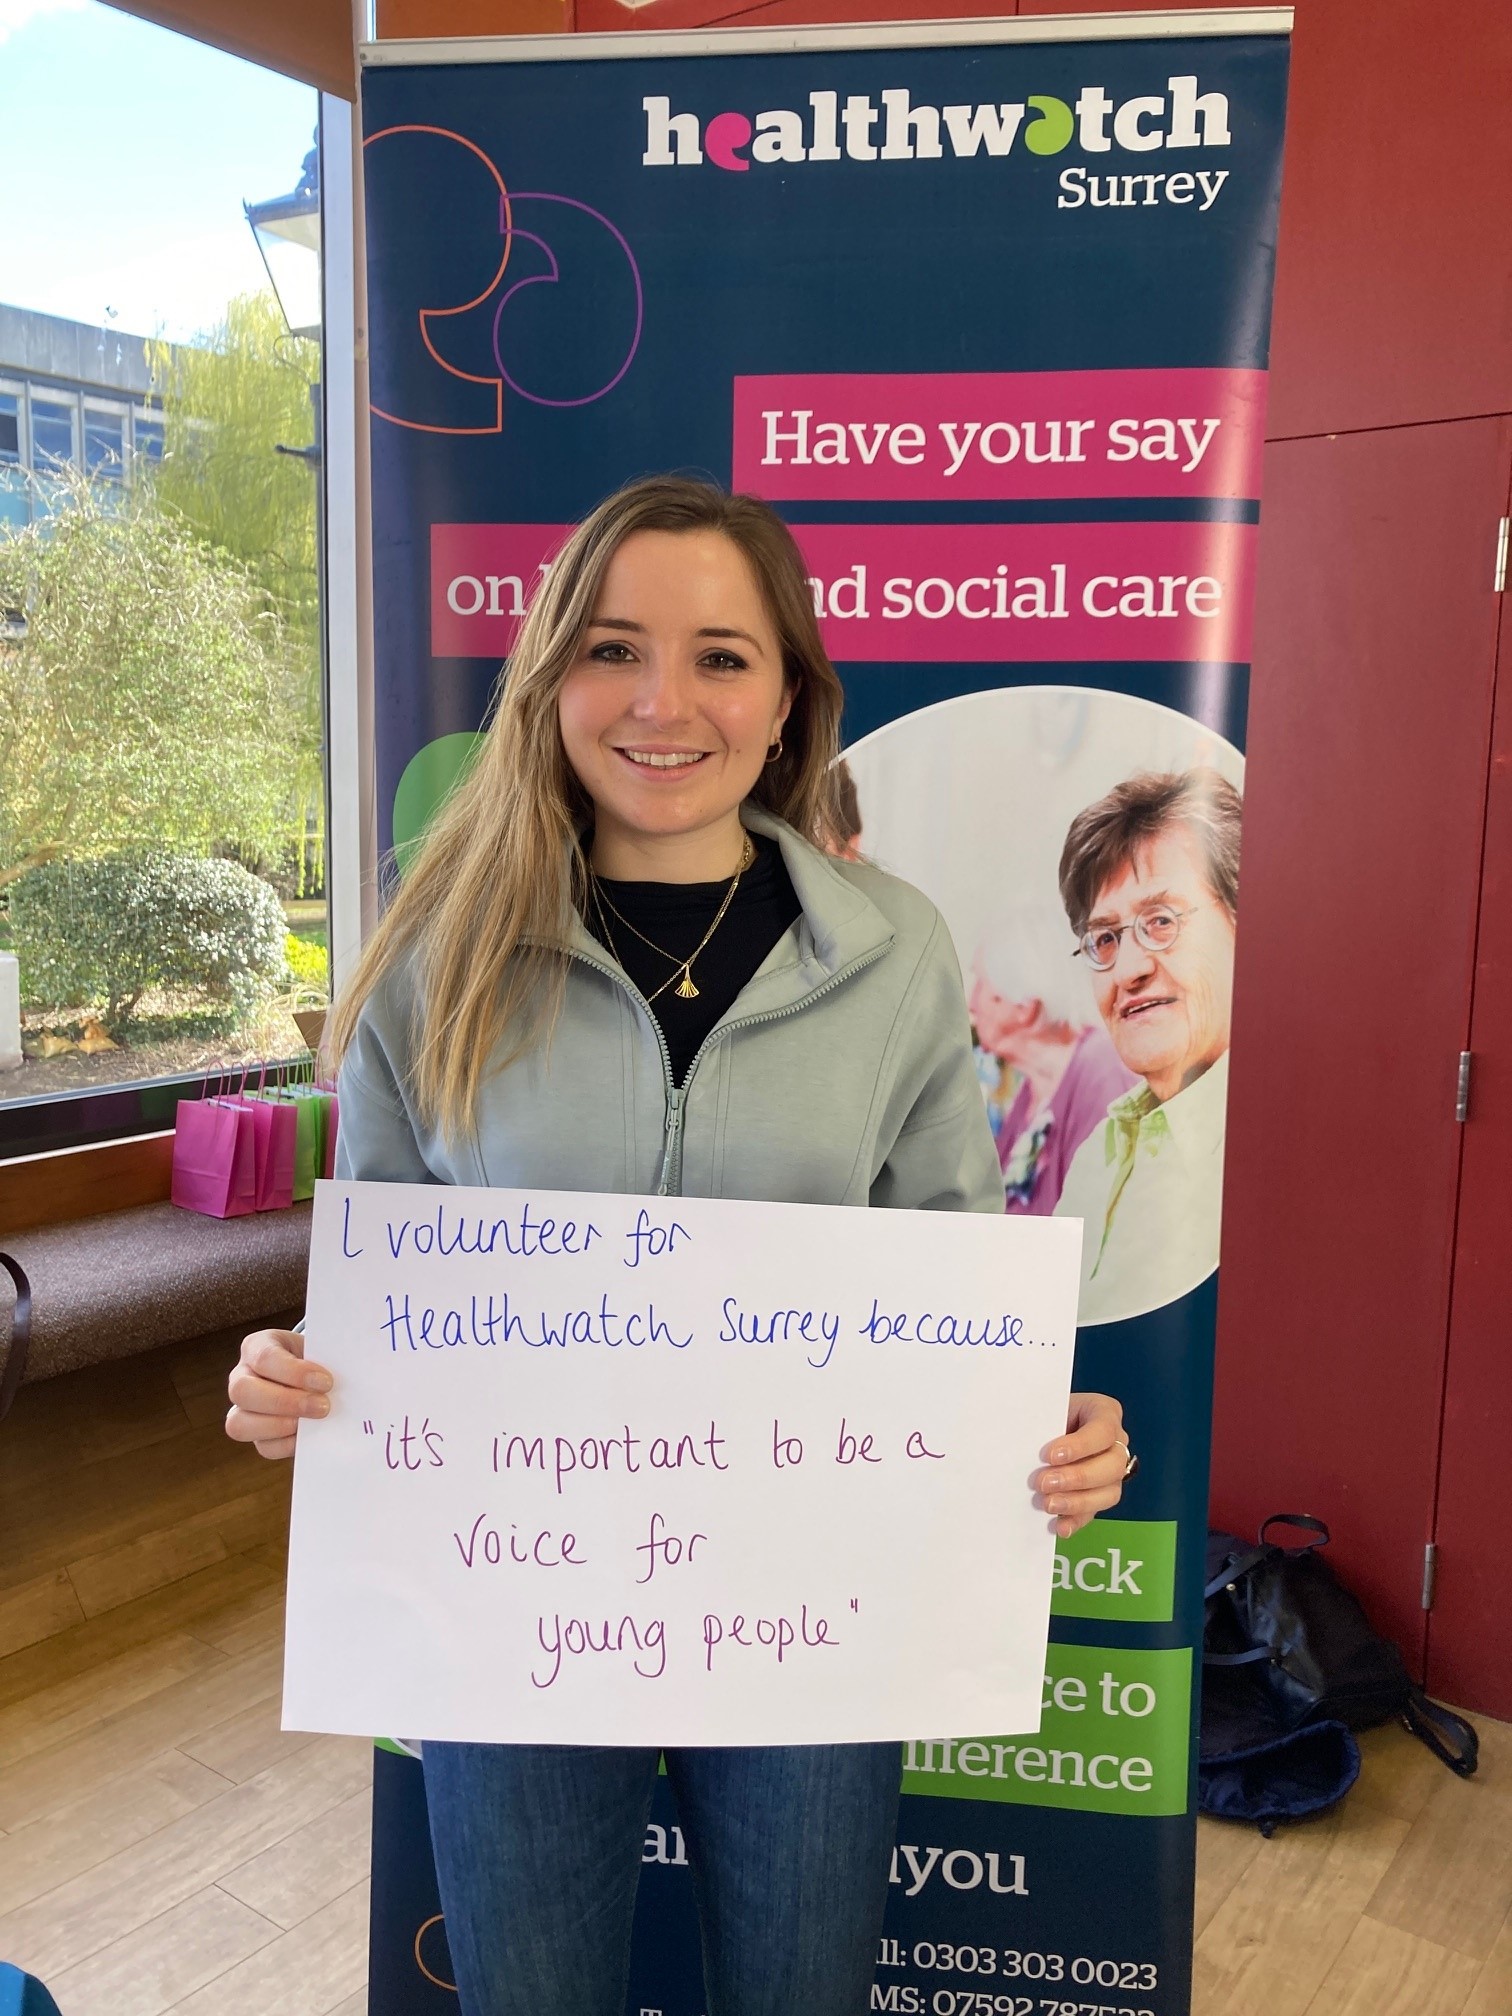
[1074,905,1203,971]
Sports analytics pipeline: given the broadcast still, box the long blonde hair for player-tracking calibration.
[326,476,848,1140]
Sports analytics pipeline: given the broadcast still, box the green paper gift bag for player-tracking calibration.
[274,1085,331,1202]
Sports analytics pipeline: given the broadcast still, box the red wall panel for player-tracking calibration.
[1021,0,1512,434]
[1427,555,1512,1719]
[1266,0,1512,436]
[1212,417,1510,1665]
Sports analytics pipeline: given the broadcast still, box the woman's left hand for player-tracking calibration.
[1032,1392,1131,1539]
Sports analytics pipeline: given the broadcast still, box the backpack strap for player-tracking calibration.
[1401,1689,1479,1777]
[1204,1647,1277,1668]
[0,1254,31,1426]
[1259,1512,1331,1551]
[1204,1544,1271,1601]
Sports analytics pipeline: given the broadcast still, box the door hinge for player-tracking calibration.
[1497,517,1510,592]
[1456,1050,1473,1123]
[1422,1542,1439,1611]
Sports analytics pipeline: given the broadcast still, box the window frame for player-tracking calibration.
[0,379,23,467]
[83,397,130,481]
[130,404,165,474]
[0,1061,315,1159]
[0,105,347,1165]
[29,389,80,474]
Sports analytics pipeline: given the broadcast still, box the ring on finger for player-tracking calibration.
[1113,1439,1139,1482]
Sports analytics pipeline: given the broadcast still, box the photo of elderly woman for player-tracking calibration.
[841,687,1243,1324]
[1052,768,1242,1322]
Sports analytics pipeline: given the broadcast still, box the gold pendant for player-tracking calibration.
[674,969,700,1000]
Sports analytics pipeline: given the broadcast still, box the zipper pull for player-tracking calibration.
[657,1087,683,1196]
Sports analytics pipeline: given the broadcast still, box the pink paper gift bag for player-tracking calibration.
[259,1095,298,1209]
[170,1097,257,1218]
[234,1093,297,1211]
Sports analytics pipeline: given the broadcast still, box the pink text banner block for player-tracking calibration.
[431,520,1257,665]
[733,370,1268,503]
[432,522,571,659]
[794,522,1257,663]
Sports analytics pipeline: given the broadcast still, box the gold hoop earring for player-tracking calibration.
[765,738,784,764]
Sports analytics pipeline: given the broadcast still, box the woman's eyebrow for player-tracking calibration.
[1089,886,1180,925]
[587,618,763,648]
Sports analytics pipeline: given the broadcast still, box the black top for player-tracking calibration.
[584,832,802,1086]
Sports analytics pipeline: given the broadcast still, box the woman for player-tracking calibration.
[226,477,1132,2016]
[969,908,1137,1214]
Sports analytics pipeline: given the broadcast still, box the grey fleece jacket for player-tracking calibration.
[335,806,1006,1217]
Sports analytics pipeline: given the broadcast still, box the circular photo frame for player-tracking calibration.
[843,685,1244,1326]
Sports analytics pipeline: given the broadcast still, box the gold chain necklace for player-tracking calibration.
[590,833,755,1004]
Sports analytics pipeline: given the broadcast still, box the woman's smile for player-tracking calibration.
[613,745,714,772]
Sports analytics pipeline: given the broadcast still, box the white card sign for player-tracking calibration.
[282,1181,1081,1746]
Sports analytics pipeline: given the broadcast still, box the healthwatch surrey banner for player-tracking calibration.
[358,14,1289,2015]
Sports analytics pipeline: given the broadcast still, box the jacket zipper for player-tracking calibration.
[564,941,891,1197]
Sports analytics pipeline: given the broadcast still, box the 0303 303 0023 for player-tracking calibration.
[876,1942,1157,1991]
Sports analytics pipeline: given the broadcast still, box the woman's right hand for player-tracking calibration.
[226,1328,333,1461]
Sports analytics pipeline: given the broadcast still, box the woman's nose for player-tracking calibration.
[1112,929,1157,979]
[627,660,694,722]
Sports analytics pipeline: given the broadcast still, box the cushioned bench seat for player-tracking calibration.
[1,1200,311,1383]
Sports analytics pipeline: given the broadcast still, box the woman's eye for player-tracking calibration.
[700,651,746,671]
[588,641,636,663]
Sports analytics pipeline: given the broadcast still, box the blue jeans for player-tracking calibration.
[422,1741,902,2016]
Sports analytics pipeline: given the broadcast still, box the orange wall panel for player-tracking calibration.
[377,0,570,36]
[574,0,997,28]
[104,0,356,96]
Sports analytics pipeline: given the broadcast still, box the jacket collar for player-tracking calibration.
[564,804,896,1014]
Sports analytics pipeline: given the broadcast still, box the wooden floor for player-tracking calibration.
[0,1333,1508,2016]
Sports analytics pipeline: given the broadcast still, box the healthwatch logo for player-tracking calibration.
[642,75,1231,172]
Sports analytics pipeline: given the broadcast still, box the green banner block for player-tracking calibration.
[902,1644,1192,1817]
[1050,1518,1177,1622]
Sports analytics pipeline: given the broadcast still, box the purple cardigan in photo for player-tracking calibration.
[997,1027,1138,1216]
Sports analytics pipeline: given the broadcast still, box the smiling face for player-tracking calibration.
[1086,822,1236,1102]
[969,970,1040,1061]
[556,528,793,880]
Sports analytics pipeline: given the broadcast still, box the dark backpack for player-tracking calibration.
[1199,1514,1478,1833]
[0,1254,30,1426]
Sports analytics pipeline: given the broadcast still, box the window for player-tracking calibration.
[0,387,28,535]
[132,410,164,468]
[84,404,127,480]
[30,395,77,472]
[0,5,326,1153]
